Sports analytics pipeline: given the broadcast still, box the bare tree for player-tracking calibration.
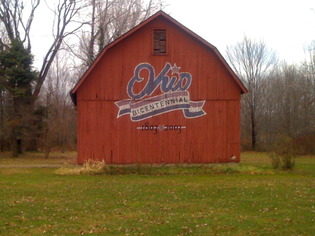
[33,0,88,98]
[226,37,277,150]
[39,52,77,157]
[300,42,315,135]
[0,0,40,51]
[69,0,162,67]
[0,0,88,98]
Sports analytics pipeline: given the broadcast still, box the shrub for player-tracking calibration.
[280,153,295,170]
[269,135,296,170]
[268,152,281,169]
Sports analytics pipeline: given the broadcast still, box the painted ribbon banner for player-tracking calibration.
[116,91,206,121]
[115,62,206,122]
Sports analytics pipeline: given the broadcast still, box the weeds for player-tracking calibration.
[269,152,281,169]
[268,152,295,170]
[269,135,296,170]
[55,161,273,176]
[55,159,107,175]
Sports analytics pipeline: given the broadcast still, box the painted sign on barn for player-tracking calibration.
[115,62,206,122]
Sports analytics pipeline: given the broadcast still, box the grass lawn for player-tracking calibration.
[0,152,314,235]
[0,152,77,166]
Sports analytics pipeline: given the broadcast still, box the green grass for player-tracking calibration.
[0,152,314,235]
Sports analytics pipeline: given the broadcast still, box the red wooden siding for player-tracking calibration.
[73,12,246,164]
[77,100,240,164]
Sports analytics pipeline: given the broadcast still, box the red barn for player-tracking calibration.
[71,11,247,164]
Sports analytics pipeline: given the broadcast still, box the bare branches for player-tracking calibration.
[0,0,88,98]
[19,0,40,50]
[33,0,88,98]
[226,37,278,150]
[74,0,161,67]
[0,0,17,41]
[0,0,40,50]
[226,37,277,84]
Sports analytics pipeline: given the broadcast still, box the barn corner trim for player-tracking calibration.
[70,10,247,105]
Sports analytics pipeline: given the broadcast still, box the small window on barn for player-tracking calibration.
[153,29,166,55]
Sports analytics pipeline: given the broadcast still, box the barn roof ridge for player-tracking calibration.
[70,10,247,105]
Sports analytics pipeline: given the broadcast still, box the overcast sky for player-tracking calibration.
[31,0,315,68]
[165,0,315,63]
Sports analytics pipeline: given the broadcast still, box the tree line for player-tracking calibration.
[0,0,314,157]
[226,38,315,154]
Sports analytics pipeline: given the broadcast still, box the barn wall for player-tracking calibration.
[76,16,242,164]
[77,99,240,164]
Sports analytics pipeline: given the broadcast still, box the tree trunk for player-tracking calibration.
[251,122,256,151]
[17,139,23,154]
[44,128,50,158]
[251,105,256,150]
[10,125,22,157]
[11,136,18,157]
[25,92,39,152]
[0,92,4,152]
[10,89,34,156]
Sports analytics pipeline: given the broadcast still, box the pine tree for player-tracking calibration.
[0,40,37,156]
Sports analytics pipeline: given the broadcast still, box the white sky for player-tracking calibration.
[165,0,315,64]
[31,0,315,68]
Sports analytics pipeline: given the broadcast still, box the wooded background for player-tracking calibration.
[0,0,314,157]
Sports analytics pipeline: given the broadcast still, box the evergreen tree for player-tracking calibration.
[0,40,37,156]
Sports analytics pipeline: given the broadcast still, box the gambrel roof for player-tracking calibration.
[71,10,247,105]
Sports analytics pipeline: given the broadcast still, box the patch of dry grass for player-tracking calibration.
[54,158,275,176]
[55,159,107,175]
